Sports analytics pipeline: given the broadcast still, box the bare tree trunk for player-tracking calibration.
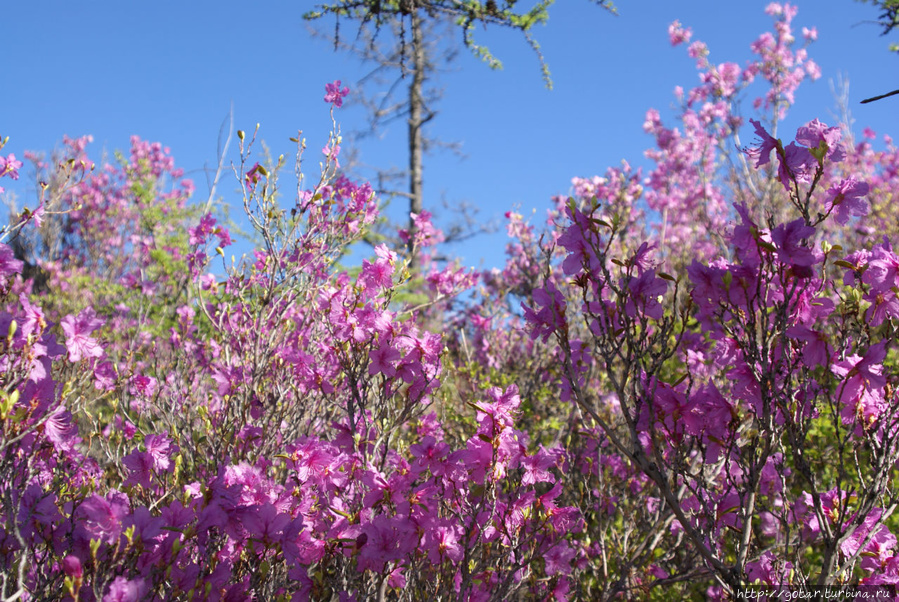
[407,6,425,270]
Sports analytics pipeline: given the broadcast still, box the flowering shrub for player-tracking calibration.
[448,4,899,599]
[1,3,898,601]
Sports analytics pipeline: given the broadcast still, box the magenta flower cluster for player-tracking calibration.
[3,4,899,600]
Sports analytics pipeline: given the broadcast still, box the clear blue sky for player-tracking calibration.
[2,1,896,270]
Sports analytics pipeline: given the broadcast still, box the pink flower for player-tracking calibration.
[61,307,105,362]
[795,118,845,162]
[522,279,567,343]
[102,576,147,602]
[62,555,83,578]
[825,177,870,226]
[244,503,291,543]
[544,542,577,576]
[399,210,444,247]
[779,142,815,188]
[0,243,23,280]
[188,213,217,245]
[361,256,394,291]
[771,218,817,267]
[841,509,896,561]
[128,373,157,398]
[667,20,692,46]
[0,153,22,180]
[410,436,450,475]
[145,433,173,471]
[551,577,572,601]
[78,492,129,545]
[623,270,667,319]
[215,227,232,248]
[324,79,350,107]
[369,340,401,377]
[44,406,78,452]
[123,451,154,488]
[18,296,45,339]
[422,519,463,565]
[746,550,793,586]
[832,343,888,425]
[786,325,831,368]
[93,361,117,391]
[356,517,414,572]
[557,209,602,276]
[322,143,341,168]
[20,203,44,228]
[474,385,521,434]
[805,60,821,80]
[284,521,326,565]
[521,446,562,485]
[289,438,337,483]
[746,119,779,169]
[245,163,264,191]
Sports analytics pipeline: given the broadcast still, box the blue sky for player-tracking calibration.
[2,1,896,271]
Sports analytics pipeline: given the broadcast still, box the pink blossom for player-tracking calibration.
[687,40,708,59]
[77,492,129,545]
[42,406,77,452]
[0,243,23,280]
[522,279,567,343]
[399,210,444,247]
[289,438,337,483]
[369,340,401,377]
[62,555,83,578]
[771,218,817,267]
[410,436,450,475]
[60,308,105,362]
[825,177,870,225]
[144,433,173,471]
[361,256,394,291]
[795,118,845,162]
[805,60,821,80]
[779,141,815,188]
[667,20,692,46]
[324,79,350,107]
[0,153,22,180]
[421,519,463,564]
[521,446,562,485]
[786,325,831,368]
[128,373,157,398]
[623,270,667,319]
[188,213,217,245]
[123,451,154,488]
[832,343,887,425]
[102,576,147,602]
[745,119,780,169]
[18,296,45,339]
[746,550,793,586]
[245,162,264,191]
[842,509,896,561]
[245,503,292,543]
[216,226,232,248]
[322,143,341,168]
[356,517,414,572]
[93,361,117,390]
[544,542,577,576]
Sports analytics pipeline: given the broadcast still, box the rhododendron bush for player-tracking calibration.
[2,3,899,600]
